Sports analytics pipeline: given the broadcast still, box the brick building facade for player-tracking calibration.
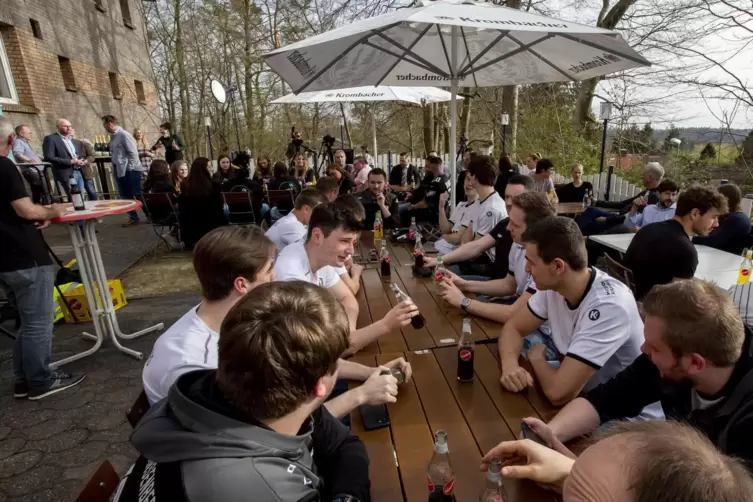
[0,0,160,151]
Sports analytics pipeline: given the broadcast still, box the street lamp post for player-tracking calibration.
[204,116,214,163]
[501,113,510,157]
[598,102,612,175]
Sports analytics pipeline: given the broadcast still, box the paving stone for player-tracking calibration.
[0,438,25,461]
[0,450,43,479]
[1,406,52,428]
[11,479,81,502]
[63,453,132,481]
[24,429,88,454]
[46,441,109,468]
[0,427,10,441]
[82,410,126,432]
[88,425,133,444]
[19,419,73,441]
[101,388,137,405]
[0,464,57,496]
[38,390,94,412]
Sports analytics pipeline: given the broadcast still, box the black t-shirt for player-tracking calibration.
[0,156,52,272]
[423,173,449,211]
[489,217,513,279]
[557,181,594,203]
[623,219,698,300]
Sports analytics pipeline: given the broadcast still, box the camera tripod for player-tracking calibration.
[317,141,335,173]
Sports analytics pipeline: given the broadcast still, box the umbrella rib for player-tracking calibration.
[556,33,651,66]
[436,24,454,77]
[507,34,575,82]
[459,33,554,78]
[374,23,433,87]
[373,31,449,78]
[457,30,509,76]
[459,26,479,89]
[364,41,438,75]
[293,22,401,94]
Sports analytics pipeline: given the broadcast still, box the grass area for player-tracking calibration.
[120,249,199,299]
[691,143,740,164]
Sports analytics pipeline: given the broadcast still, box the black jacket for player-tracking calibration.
[594,188,658,213]
[585,327,753,470]
[389,164,420,186]
[357,190,399,229]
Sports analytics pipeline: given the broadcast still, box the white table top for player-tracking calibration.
[589,234,634,253]
[695,268,739,291]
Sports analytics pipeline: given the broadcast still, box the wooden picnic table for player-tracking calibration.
[556,202,586,215]
[350,232,561,501]
[391,184,415,192]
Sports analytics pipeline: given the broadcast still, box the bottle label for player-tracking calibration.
[435,272,444,281]
[443,477,455,495]
[743,269,750,277]
[73,194,84,208]
[427,477,434,493]
[459,349,472,361]
[383,256,390,263]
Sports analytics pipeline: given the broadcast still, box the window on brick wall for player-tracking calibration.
[119,0,133,29]
[58,56,77,92]
[0,36,18,104]
[30,19,43,40]
[109,72,122,99]
[134,80,146,104]
[94,0,106,12]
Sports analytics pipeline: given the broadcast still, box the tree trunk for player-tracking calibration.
[242,0,255,153]
[459,88,472,138]
[174,0,191,157]
[501,84,518,158]
[340,103,352,148]
[422,102,434,155]
[442,103,450,155]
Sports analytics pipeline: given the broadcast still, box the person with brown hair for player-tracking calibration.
[150,121,185,165]
[121,281,370,502]
[102,115,143,225]
[265,188,327,252]
[142,159,174,194]
[133,128,153,173]
[326,162,355,195]
[316,176,340,202]
[499,217,663,421]
[178,157,227,248]
[169,159,188,193]
[623,184,728,300]
[253,154,272,180]
[291,152,315,185]
[439,191,555,324]
[534,278,753,469]
[693,183,752,255]
[211,154,234,184]
[480,420,753,501]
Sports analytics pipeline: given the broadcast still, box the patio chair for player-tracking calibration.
[74,460,120,502]
[222,190,257,226]
[267,188,297,219]
[603,253,637,296]
[140,193,180,253]
[126,389,151,428]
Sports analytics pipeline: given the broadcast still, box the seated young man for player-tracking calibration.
[499,217,663,418]
[439,191,555,324]
[142,226,409,418]
[117,282,370,502]
[434,173,478,255]
[356,168,399,230]
[331,194,366,295]
[530,279,753,468]
[398,155,449,224]
[425,173,530,280]
[316,176,340,202]
[265,188,326,253]
[274,201,418,353]
[625,178,678,230]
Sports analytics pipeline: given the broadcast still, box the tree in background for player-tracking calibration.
[739,131,753,167]
[662,124,685,152]
[699,142,717,161]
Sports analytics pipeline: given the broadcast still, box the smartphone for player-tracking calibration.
[360,404,390,431]
[521,423,547,446]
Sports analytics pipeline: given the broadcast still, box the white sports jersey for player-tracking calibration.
[508,243,537,297]
[274,240,340,288]
[472,192,508,260]
[527,268,645,391]
[449,200,477,232]
[265,212,306,253]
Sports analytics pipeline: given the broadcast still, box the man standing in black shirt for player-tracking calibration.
[623,184,727,300]
[401,155,448,224]
[0,116,86,400]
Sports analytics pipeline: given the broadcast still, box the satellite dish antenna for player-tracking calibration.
[211,79,227,104]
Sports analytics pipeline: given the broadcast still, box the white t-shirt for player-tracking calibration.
[472,192,507,260]
[527,268,645,391]
[508,243,537,297]
[435,201,478,254]
[274,240,340,288]
[265,212,306,253]
[729,283,753,328]
[142,305,218,404]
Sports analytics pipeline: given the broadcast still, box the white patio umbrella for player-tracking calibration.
[263,0,651,202]
[270,86,458,162]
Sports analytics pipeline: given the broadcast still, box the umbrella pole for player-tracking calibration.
[449,26,458,205]
[372,106,378,166]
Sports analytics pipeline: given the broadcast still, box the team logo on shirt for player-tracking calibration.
[487,211,492,217]
[588,309,600,321]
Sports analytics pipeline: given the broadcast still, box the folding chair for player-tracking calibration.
[75,460,120,502]
[140,193,180,253]
[222,191,257,226]
[603,253,637,296]
[126,390,151,428]
[267,188,297,219]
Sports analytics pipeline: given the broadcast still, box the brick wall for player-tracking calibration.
[0,0,160,151]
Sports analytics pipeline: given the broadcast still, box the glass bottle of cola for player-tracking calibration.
[390,283,425,329]
[479,457,507,502]
[380,240,391,280]
[457,318,475,382]
[409,216,419,240]
[414,234,425,268]
[428,429,456,502]
[434,256,447,294]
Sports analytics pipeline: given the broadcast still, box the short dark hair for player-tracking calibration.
[307,201,363,241]
[296,187,327,210]
[512,191,556,228]
[353,155,367,165]
[427,155,443,167]
[675,184,728,217]
[315,177,339,196]
[334,194,366,221]
[467,155,498,186]
[368,168,387,180]
[535,159,554,174]
[193,226,275,301]
[522,216,587,271]
[657,179,678,193]
[399,151,409,157]
[101,115,119,125]
[273,161,288,178]
[217,281,349,420]
[160,122,173,131]
[508,174,534,191]
[718,183,742,213]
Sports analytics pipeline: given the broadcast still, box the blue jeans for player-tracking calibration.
[117,170,143,222]
[522,329,560,363]
[72,170,97,201]
[0,266,55,388]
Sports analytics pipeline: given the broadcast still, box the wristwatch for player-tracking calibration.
[460,297,472,313]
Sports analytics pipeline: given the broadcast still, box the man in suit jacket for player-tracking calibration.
[42,118,88,202]
[102,115,144,226]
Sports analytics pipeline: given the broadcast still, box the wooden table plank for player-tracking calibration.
[348,353,404,502]
[418,273,492,343]
[405,350,485,502]
[387,240,414,268]
[386,271,438,352]
[355,286,380,354]
[361,269,408,353]
[375,353,435,502]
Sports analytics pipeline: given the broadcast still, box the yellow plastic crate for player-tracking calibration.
[55,279,127,323]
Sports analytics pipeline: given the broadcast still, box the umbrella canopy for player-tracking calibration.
[271,86,458,160]
[264,0,650,201]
